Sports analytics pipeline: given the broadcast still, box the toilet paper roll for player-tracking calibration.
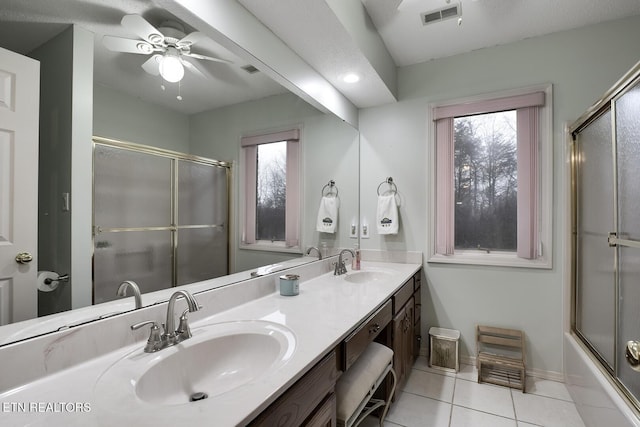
[37,271,59,292]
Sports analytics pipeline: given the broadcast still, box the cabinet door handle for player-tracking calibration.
[369,323,381,335]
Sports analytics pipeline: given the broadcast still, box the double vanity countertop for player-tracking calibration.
[0,260,421,427]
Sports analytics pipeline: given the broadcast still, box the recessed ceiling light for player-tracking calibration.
[343,73,360,83]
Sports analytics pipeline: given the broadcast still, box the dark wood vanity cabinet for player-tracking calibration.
[389,270,422,390]
[303,393,337,427]
[342,300,393,370]
[249,351,339,427]
[392,296,415,387]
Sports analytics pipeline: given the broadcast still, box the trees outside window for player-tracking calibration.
[241,128,301,251]
[454,111,517,251]
[256,141,286,242]
[430,86,552,268]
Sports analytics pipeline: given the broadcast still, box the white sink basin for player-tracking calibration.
[94,320,296,407]
[342,268,394,284]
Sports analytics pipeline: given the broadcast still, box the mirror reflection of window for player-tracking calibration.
[256,141,287,242]
[241,128,301,250]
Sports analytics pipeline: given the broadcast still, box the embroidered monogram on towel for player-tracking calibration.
[316,196,338,233]
[376,195,398,235]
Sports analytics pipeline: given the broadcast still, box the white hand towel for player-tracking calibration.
[316,196,338,233]
[376,194,398,235]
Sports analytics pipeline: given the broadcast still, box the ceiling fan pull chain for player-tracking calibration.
[177,80,183,101]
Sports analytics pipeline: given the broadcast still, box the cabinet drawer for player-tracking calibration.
[393,278,414,315]
[303,393,336,427]
[414,271,421,291]
[342,300,392,370]
[250,351,338,427]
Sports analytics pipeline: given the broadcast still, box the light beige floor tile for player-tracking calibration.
[517,422,542,426]
[450,405,517,427]
[453,378,515,418]
[412,355,431,371]
[403,369,456,403]
[412,356,456,377]
[359,415,404,427]
[525,377,573,401]
[385,391,451,427]
[512,391,586,427]
[456,363,478,382]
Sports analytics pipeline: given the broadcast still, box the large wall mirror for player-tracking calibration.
[0,0,359,345]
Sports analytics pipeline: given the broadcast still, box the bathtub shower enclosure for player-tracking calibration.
[92,137,230,304]
[570,61,640,416]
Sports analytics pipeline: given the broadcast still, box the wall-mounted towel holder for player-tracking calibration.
[377,177,398,196]
[322,180,339,197]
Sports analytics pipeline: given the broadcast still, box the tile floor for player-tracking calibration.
[361,356,586,427]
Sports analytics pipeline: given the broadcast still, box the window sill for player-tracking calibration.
[240,241,302,255]
[427,251,551,269]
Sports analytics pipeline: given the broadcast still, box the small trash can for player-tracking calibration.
[429,327,460,373]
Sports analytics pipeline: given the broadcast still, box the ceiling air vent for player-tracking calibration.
[421,2,461,26]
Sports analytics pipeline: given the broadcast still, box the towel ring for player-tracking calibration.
[322,180,339,197]
[377,177,398,196]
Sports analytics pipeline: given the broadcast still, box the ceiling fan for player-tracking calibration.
[102,14,232,83]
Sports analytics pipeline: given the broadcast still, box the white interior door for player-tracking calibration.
[0,47,40,325]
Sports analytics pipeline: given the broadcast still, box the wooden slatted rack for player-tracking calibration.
[476,325,526,392]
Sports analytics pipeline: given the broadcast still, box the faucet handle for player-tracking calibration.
[131,320,163,353]
[176,305,203,340]
[176,309,193,342]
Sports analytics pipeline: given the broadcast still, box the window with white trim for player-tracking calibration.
[429,87,552,268]
[241,129,301,251]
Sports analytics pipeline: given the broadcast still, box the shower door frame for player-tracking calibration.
[569,60,640,414]
[91,136,231,302]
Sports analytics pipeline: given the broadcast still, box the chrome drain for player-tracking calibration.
[190,392,208,402]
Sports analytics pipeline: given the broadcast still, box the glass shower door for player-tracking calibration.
[93,144,174,304]
[615,81,640,396]
[93,141,231,305]
[176,160,229,285]
[575,109,616,369]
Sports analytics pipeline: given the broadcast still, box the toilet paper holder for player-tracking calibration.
[44,274,69,285]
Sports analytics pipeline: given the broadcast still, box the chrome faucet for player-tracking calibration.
[163,290,200,346]
[334,249,355,275]
[130,290,201,353]
[116,280,142,309]
[306,246,322,259]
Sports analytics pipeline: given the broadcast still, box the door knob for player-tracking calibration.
[625,340,640,370]
[15,252,33,264]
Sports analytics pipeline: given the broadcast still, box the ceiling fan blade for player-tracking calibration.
[181,57,208,79]
[183,52,233,64]
[141,55,162,76]
[176,31,204,47]
[102,36,154,54]
[121,14,164,44]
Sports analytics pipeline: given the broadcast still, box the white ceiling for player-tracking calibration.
[238,0,640,109]
[363,0,640,66]
[1,0,640,115]
[0,0,288,115]
[239,0,398,108]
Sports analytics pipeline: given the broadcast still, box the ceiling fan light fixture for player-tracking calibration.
[159,48,184,83]
[136,42,153,54]
[147,33,164,44]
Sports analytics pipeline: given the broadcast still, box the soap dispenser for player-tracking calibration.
[352,243,361,270]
